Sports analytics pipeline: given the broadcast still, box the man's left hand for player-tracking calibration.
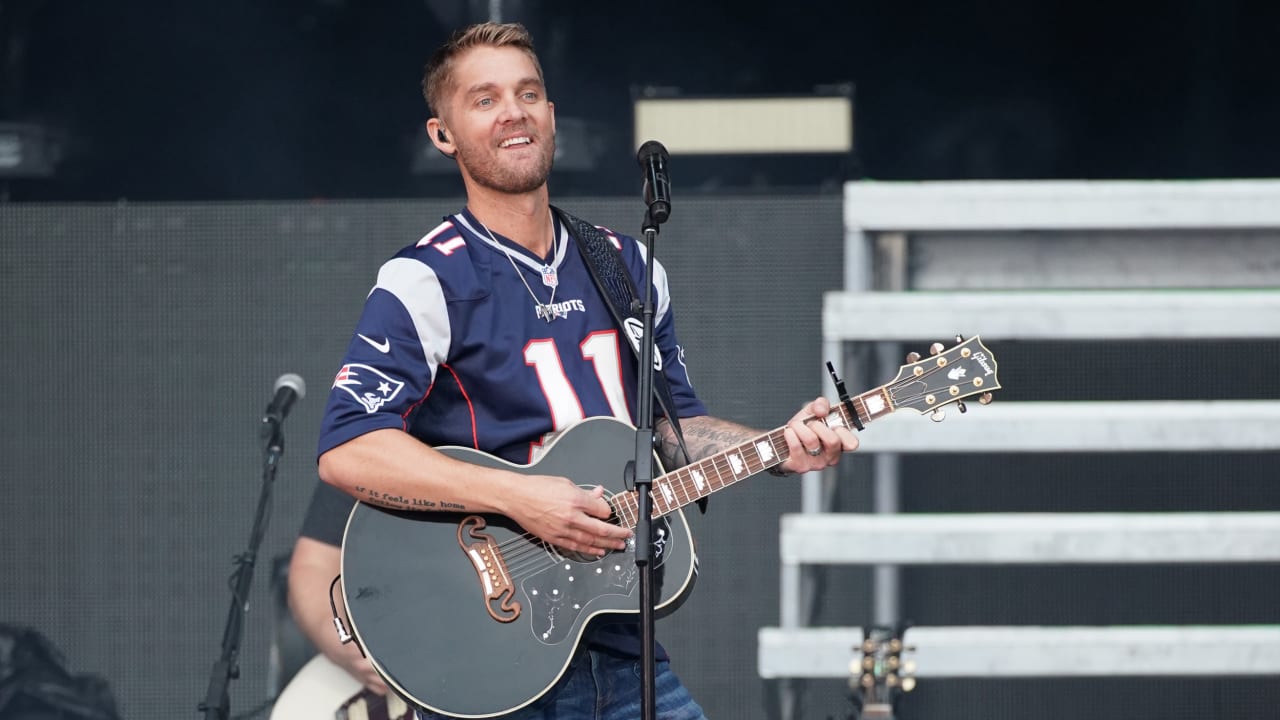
[777,396,859,475]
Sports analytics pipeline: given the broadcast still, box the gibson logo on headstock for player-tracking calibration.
[972,351,996,376]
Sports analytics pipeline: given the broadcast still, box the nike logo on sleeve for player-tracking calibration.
[357,333,391,353]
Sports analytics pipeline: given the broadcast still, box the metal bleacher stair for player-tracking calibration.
[757,180,1280,719]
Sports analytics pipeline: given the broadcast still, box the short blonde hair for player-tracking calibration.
[422,22,545,117]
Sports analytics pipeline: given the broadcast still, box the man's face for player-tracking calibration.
[440,45,556,195]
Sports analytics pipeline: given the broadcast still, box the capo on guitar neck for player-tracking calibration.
[826,361,864,431]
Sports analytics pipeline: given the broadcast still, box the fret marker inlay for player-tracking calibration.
[657,482,675,504]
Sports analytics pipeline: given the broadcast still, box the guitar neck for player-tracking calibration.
[612,385,893,527]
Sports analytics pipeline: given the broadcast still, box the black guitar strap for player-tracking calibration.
[553,206,705,512]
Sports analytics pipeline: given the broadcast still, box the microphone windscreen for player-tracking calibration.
[274,373,307,400]
[636,140,669,166]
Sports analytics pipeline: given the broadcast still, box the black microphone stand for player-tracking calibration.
[632,203,666,720]
[198,420,287,719]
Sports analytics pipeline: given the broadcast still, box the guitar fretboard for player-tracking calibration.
[611,387,895,528]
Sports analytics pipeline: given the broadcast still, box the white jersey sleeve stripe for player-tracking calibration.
[374,257,451,378]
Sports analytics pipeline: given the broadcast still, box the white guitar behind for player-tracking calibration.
[270,654,411,720]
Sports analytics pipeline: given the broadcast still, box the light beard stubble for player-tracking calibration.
[457,135,556,194]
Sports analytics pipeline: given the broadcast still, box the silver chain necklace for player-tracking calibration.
[476,215,564,323]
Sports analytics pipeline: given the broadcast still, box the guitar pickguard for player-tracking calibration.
[523,521,671,645]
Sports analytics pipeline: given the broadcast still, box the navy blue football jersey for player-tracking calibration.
[317,209,706,463]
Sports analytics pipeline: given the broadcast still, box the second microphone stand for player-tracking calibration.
[199,422,287,719]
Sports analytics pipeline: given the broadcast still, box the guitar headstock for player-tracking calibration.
[850,625,915,720]
[886,335,1000,421]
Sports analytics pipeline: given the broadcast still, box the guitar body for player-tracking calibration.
[340,417,698,718]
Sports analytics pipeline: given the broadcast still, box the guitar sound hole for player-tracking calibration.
[547,489,630,564]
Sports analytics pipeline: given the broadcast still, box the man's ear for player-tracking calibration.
[425,118,455,158]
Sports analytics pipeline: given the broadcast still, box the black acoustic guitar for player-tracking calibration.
[340,336,999,718]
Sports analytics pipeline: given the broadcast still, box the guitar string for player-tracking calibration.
[497,435,785,577]
[493,418,917,586]
[503,547,559,577]
[493,404,849,563]
[500,460,764,579]
[478,379,962,586]
[496,499,648,578]
[492,366,968,578]
[496,388,879,570]
[499,495,647,575]
[502,538,584,577]
[500,535,560,567]
[497,494,653,574]
[497,428,825,580]
[886,362,970,408]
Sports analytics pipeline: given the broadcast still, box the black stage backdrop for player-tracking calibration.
[2,197,1277,719]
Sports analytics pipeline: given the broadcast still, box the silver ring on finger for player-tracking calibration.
[807,447,822,456]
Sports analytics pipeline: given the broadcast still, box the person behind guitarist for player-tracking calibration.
[314,20,859,720]
[286,480,387,698]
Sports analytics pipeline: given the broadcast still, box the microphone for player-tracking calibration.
[636,140,672,225]
[261,373,306,432]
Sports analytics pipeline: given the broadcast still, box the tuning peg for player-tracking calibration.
[905,351,921,363]
[978,392,994,405]
[956,400,967,414]
[886,674,900,688]
[902,677,917,693]
[930,408,945,422]
[929,342,945,356]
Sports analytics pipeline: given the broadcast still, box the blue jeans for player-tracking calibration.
[414,649,708,720]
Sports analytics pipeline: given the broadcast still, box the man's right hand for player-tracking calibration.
[501,476,633,557]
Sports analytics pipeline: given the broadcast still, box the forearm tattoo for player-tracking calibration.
[653,416,761,469]
[352,485,466,512]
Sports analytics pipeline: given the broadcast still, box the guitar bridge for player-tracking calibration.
[456,515,521,623]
